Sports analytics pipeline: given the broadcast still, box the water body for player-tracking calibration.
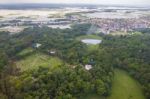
[84,12,143,19]
[81,39,102,45]
[48,24,71,29]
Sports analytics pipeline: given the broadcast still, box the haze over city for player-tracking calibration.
[0,0,150,6]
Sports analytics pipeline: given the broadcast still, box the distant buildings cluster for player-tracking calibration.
[85,17,150,34]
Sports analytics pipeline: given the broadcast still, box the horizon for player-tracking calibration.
[0,3,149,8]
[0,0,150,7]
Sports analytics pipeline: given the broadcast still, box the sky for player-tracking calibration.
[0,0,150,6]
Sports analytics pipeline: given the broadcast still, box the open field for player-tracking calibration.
[0,26,26,33]
[0,8,90,20]
[16,48,63,71]
[80,94,105,99]
[110,31,142,36]
[107,69,145,99]
[76,34,102,41]
[87,44,100,51]
[83,10,150,19]
[17,47,33,57]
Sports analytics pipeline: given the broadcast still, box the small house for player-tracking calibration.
[33,43,42,48]
[48,50,56,55]
[85,64,92,70]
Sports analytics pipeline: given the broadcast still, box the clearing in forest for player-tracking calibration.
[108,69,145,99]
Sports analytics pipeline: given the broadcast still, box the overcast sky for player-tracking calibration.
[0,0,150,6]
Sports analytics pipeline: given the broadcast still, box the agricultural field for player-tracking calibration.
[108,69,145,99]
[15,48,63,72]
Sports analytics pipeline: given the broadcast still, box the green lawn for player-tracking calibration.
[16,49,63,72]
[107,69,145,99]
[110,31,142,36]
[17,47,34,57]
[76,34,102,41]
[87,44,99,51]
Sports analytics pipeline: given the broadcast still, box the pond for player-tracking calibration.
[48,24,71,29]
[81,39,102,45]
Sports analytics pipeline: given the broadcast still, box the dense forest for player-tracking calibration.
[0,24,149,99]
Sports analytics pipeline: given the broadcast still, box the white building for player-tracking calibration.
[85,64,92,70]
[34,43,42,48]
[50,51,56,54]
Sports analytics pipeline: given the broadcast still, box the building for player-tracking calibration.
[85,64,92,70]
[33,43,42,48]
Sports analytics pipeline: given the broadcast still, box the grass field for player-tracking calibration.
[16,48,63,72]
[110,31,142,36]
[107,69,145,99]
[76,34,102,41]
[87,44,100,51]
[17,47,34,57]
